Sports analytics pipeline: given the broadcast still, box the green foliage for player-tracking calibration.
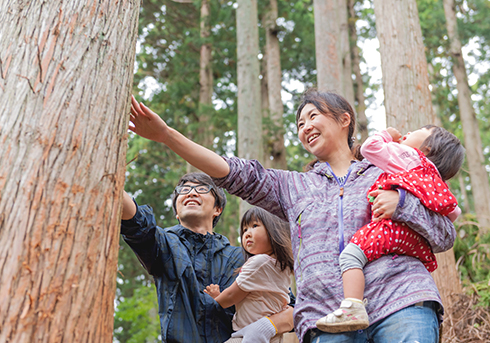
[453,215,490,307]
[114,277,161,343]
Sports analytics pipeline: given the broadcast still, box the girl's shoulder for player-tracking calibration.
[244,254,275,267]
[240,254,289,280]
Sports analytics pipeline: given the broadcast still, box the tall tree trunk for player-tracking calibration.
[197,0,213,149]
[0,1,139,342]
[237,0,262,216]
[313,0,341,92]
[348,0,368,143]
[261,50,272,168]
[373,0,435,132]
[188,0,214,173]
[443,0,490,233]
[432,248,462,307]
[263,0,287,170]
[339,0,355,107]
[314,0,355,103]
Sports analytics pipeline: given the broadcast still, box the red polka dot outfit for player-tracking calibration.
[351,149,457,272]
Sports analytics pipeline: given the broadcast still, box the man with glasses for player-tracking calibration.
[120,172,293,343]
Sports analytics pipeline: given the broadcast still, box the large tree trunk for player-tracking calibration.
[443,0,490,234]
[237,0,262,216]
[0,1,139,342]
[313,0,341,92]
[188,0,214,173]
[348,0,368,143]
[197,0,213,149]
[432,249,462,308]
[373,0,435,132]
[431,248,463,341]
[314,0,355,103]
[261,48,272,168]
[338,0,355,106]
[263,0,287,170]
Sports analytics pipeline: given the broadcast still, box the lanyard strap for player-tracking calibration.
[325,162,352,253]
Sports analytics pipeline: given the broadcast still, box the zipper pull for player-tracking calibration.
[339,187,344,197]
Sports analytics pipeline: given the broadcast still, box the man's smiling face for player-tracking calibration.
[175,182,221,228]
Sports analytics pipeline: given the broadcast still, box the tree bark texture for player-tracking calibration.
[314,0,354,103]
[236,0,262,162]
[263,0,287,170]
[198,0,213,149]
[373,0,435,132]
[313,0,341,93]
[348,0,368,143]
[188,0,213,174]
[260,49,271,168]
[338,0,355,107]
[443,0,490,233]
[432,248,462,310]
[0,1,140,342]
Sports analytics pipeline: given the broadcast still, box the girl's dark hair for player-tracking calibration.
[240,207,294,272]
[171,172,227,228]
[419,125,465,180]
[296,89,363,171]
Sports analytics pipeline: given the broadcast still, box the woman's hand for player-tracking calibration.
[369,189,400,222]
[128,95,231,178]
[129,95,169,143]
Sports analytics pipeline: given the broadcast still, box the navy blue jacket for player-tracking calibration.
[121,203,244,343]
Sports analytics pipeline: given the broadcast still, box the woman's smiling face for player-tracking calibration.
[297,103,347,162]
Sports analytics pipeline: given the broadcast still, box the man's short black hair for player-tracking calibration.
[171,172,227,228]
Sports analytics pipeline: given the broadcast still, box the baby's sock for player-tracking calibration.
[345,297,364,304]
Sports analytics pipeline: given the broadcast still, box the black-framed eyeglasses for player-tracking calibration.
[175,184,214,195]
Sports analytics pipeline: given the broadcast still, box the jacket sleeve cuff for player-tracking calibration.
[397,188,406,209]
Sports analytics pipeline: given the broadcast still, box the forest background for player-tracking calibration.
[116,0,490,342]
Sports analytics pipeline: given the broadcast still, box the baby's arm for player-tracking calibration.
[361,129,415,174]
[204,281,249,309]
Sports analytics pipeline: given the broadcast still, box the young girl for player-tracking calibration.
[316,125,464,333]
[204,207,294,343]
